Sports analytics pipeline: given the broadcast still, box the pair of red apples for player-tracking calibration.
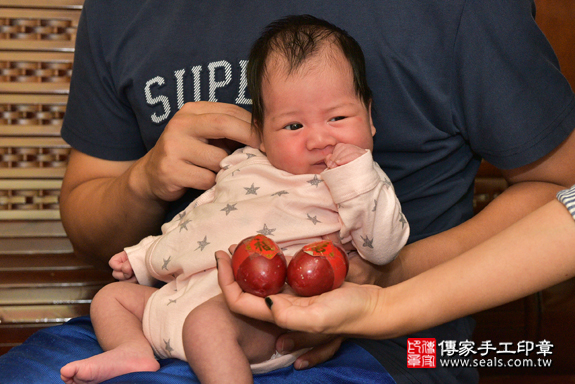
[231,234,349,297]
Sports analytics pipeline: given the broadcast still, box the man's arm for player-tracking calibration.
[60,150,165,268]
[373,127,575,288]
[60,102,257,266]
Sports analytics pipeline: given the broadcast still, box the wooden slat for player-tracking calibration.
[0,211,60,219]
[0,0,83,9]
[0,124,62,136]
[0,286,101,305]
[0,268,112,286]
[0,136,68,147]
[0,40,75,52]
[0,81,71,94]
[0,221,66,238]
[0,93,68,103]
[0,50,74,63]
[0,237,72,253]
[0,168,65,178]
[0,252,89,270]
[0,303,90,323]
[0,179,62,188]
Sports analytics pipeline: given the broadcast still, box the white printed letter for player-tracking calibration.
[174,68,186,110]
[144,76,171,123]
[191,65,202,102]
[235,60,252,105]
[208,60,232,102]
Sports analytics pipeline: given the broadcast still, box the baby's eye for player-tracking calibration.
[284,123,303,130]
[329,116,346,122]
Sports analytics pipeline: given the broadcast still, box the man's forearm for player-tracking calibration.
[60,165,167,267]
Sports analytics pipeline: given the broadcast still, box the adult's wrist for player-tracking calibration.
[126,156,169,209]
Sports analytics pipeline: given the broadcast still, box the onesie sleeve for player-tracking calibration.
[125,235,161,287]
[321,151,410,265]
[557,185,575,220]
[125,186,217,285]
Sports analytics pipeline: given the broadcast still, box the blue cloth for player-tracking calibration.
[0,316,395,384]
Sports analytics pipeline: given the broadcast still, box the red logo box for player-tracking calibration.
[407,338,436,368]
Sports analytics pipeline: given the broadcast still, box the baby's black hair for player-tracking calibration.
[247,14,372,137]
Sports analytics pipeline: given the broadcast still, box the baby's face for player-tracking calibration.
[259,49,375,175]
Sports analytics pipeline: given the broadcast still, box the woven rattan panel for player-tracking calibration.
[0,1,76,226]
[0,1,115,356]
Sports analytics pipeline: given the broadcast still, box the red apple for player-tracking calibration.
[287,240,349,297]
[232,234,287,297]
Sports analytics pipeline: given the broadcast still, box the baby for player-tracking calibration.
[61,14,409,384]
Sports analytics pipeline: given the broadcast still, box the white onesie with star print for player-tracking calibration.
[125,146,409,372]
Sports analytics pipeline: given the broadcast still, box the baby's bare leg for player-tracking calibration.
[60,282,159,384]
[183,294,285,384]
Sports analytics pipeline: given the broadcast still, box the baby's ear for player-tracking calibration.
[253,121,266,152]
[368,103,376,136]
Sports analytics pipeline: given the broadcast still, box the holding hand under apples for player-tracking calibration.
[231,235,349,297]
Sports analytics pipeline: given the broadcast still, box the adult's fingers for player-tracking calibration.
[284,335,346,370]
[176,102,259,148]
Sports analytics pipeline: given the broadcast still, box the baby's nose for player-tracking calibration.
[306,125,337,150]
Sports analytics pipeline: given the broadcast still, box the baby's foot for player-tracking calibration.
[60,345,159,384]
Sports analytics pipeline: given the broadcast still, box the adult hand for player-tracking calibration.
[321,232,381,286]
[216,249,383,368]
[132,101,259,202]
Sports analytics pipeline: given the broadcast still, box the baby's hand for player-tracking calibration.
[109,251,137,282]
[325,143,367,169]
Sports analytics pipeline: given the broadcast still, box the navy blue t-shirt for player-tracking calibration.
[61,1,575,382]
[62,0,575,242]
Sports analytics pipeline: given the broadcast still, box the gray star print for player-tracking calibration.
[246,153,256,159]
[383,177,392,188]
[257,224,276,236]
[232,169,241,176]
[372,199,378,212]
[167,298,177,305]
[164,339,174,355]
[272,190,289,197]
[179,219,191,232]
[177,211,186,220]
[306,213,321,225]
[244,183,260,195]
[361,235,374,249]
[399,213,407,229]
[162,256,172,270]
[307,175,323,187]
[221,203,238,215]
[195,236,210,251]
